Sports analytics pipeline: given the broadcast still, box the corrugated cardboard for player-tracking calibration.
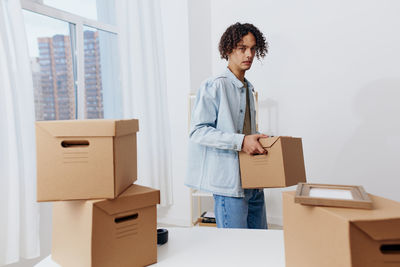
[283,191,400,267]
[36,119,139,201]
[52,184,160,267]
[239,136,306,188]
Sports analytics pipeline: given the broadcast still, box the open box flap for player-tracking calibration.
[259,136,280,148]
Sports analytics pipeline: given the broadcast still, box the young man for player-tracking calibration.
[185,23,269,229]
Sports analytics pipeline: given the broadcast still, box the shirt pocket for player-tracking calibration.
[206,148,238,189]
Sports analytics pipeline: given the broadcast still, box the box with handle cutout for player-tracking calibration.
[283,191,400,267]
[239,136,307,188]
[36,119,139,201]
[52,184,160,267]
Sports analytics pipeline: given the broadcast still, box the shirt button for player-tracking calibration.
[237,130,240,133]
[240,109,243,113]
[241,89,244,93]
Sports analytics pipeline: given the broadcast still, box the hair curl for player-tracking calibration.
[219,22,268,60]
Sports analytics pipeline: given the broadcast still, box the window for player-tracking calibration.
[22,0,122,120]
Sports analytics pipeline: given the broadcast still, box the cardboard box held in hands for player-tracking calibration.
[36,119,139,201]
[239,136,306,188]
[283,191,400,267]
[52,184,160,267]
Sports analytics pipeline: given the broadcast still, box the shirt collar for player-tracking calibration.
[224,67,254,91]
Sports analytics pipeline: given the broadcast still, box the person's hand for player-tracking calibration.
[242,134,269,155]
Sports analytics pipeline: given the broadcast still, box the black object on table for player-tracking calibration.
[157,228,168,245]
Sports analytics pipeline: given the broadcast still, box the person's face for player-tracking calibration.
[228,32,256,72]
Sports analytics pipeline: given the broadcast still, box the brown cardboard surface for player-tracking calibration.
[239,136,306,188]
[259,136,280,148]
[36,119,138,201]
[52,184,160,267]
[115,119,140,137]
[92,205,157,267]
[113,133,137,196]
[94,184,160,215]
[52,200,94,266]
[283,191,400,267]
[353,219,400,240]
[36,119,139,137]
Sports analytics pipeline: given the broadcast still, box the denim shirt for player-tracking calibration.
[185,68,257,197]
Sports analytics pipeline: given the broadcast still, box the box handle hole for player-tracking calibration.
[61,140,89,148]
[115,213,138,224]
[380,244,400,254]
[252,151,268,156]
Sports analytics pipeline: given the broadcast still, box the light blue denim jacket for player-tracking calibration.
[185,68,257,197]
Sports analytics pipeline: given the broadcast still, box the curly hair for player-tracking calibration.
[219,22,268,60]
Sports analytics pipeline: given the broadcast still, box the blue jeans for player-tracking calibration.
[213,189,268,229]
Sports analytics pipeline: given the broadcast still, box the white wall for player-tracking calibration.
[208,0,400,224]
[187,0,213,93]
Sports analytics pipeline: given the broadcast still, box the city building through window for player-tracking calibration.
[22,0,121,120]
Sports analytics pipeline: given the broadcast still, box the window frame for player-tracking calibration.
[21,0,119,119]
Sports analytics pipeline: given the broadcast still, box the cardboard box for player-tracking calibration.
[52,184,160,267]
[283,191,400,267]
[36,119,139,201]
[239,136,306,188]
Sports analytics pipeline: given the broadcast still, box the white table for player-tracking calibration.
[35,227,285,267]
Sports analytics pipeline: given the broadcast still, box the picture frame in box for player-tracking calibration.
[294,183,373,209]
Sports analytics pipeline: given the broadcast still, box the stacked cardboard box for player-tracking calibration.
[36,119,160,267]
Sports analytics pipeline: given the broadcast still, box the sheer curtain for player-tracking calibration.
[116,0,173,206]
[0,0,40,265]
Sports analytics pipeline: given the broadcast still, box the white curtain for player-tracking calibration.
[116,0,173,206]
[0,0,40,265]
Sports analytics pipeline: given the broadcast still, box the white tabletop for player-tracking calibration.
[35,227,285,267]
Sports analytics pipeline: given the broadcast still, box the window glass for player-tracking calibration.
[83,26,121,119]
[23,10,77,120]
[42,0,116,25]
